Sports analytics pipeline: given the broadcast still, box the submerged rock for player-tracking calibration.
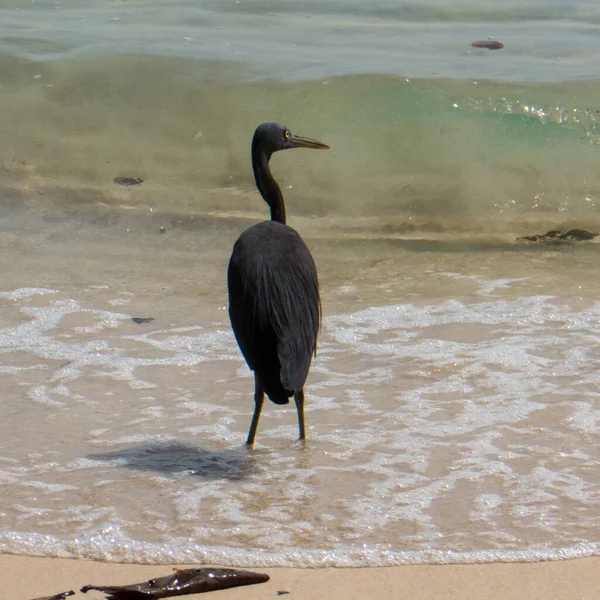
[80,567,270,598]
[132,317,155,324]
[472,40,504,50]
[114,176,144,186]
[518,229,598,243]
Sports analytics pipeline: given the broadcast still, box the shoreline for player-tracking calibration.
[4,554,600,600]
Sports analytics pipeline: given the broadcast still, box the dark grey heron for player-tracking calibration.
[227,122,329,445]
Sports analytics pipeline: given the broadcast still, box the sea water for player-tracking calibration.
[1,0,600,567]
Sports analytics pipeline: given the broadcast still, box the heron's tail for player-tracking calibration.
[259,373,293,405]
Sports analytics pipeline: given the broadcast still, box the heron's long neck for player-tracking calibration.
[252,149,286,224]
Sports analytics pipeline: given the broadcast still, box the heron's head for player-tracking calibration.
[252,122,329,157]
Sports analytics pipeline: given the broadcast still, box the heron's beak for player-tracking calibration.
[289,133,329,150]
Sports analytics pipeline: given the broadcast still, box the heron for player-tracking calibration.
[227,122,329,445]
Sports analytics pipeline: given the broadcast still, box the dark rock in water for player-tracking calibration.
[80,567,270,598]
[472,40,504,50]
[114,176,144,186]
[132,317,155,324]
[518,229,598,243]
[32,592,74,600]
[559,229,598,241]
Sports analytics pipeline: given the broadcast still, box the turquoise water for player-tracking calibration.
[1,0,600,568]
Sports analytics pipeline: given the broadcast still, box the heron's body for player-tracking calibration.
[228,221,320,404]
[227,122,328,445]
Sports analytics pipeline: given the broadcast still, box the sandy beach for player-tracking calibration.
[2,555,599,600]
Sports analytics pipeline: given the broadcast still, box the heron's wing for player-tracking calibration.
[262,245,320,391]
[227,251,261,372]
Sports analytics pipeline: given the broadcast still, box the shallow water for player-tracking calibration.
[2,0,600,82]
[1,0,600,568]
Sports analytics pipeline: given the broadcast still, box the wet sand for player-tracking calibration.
[3,554,600,600]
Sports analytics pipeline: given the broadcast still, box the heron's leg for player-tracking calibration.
[294,389,306,441]
[246,376,264,446]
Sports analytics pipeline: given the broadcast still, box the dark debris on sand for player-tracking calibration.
[518,229,598,243]
[31,592,74,600]
[80,567,270,598]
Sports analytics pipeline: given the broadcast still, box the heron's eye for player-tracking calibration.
[284,130,290,139]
